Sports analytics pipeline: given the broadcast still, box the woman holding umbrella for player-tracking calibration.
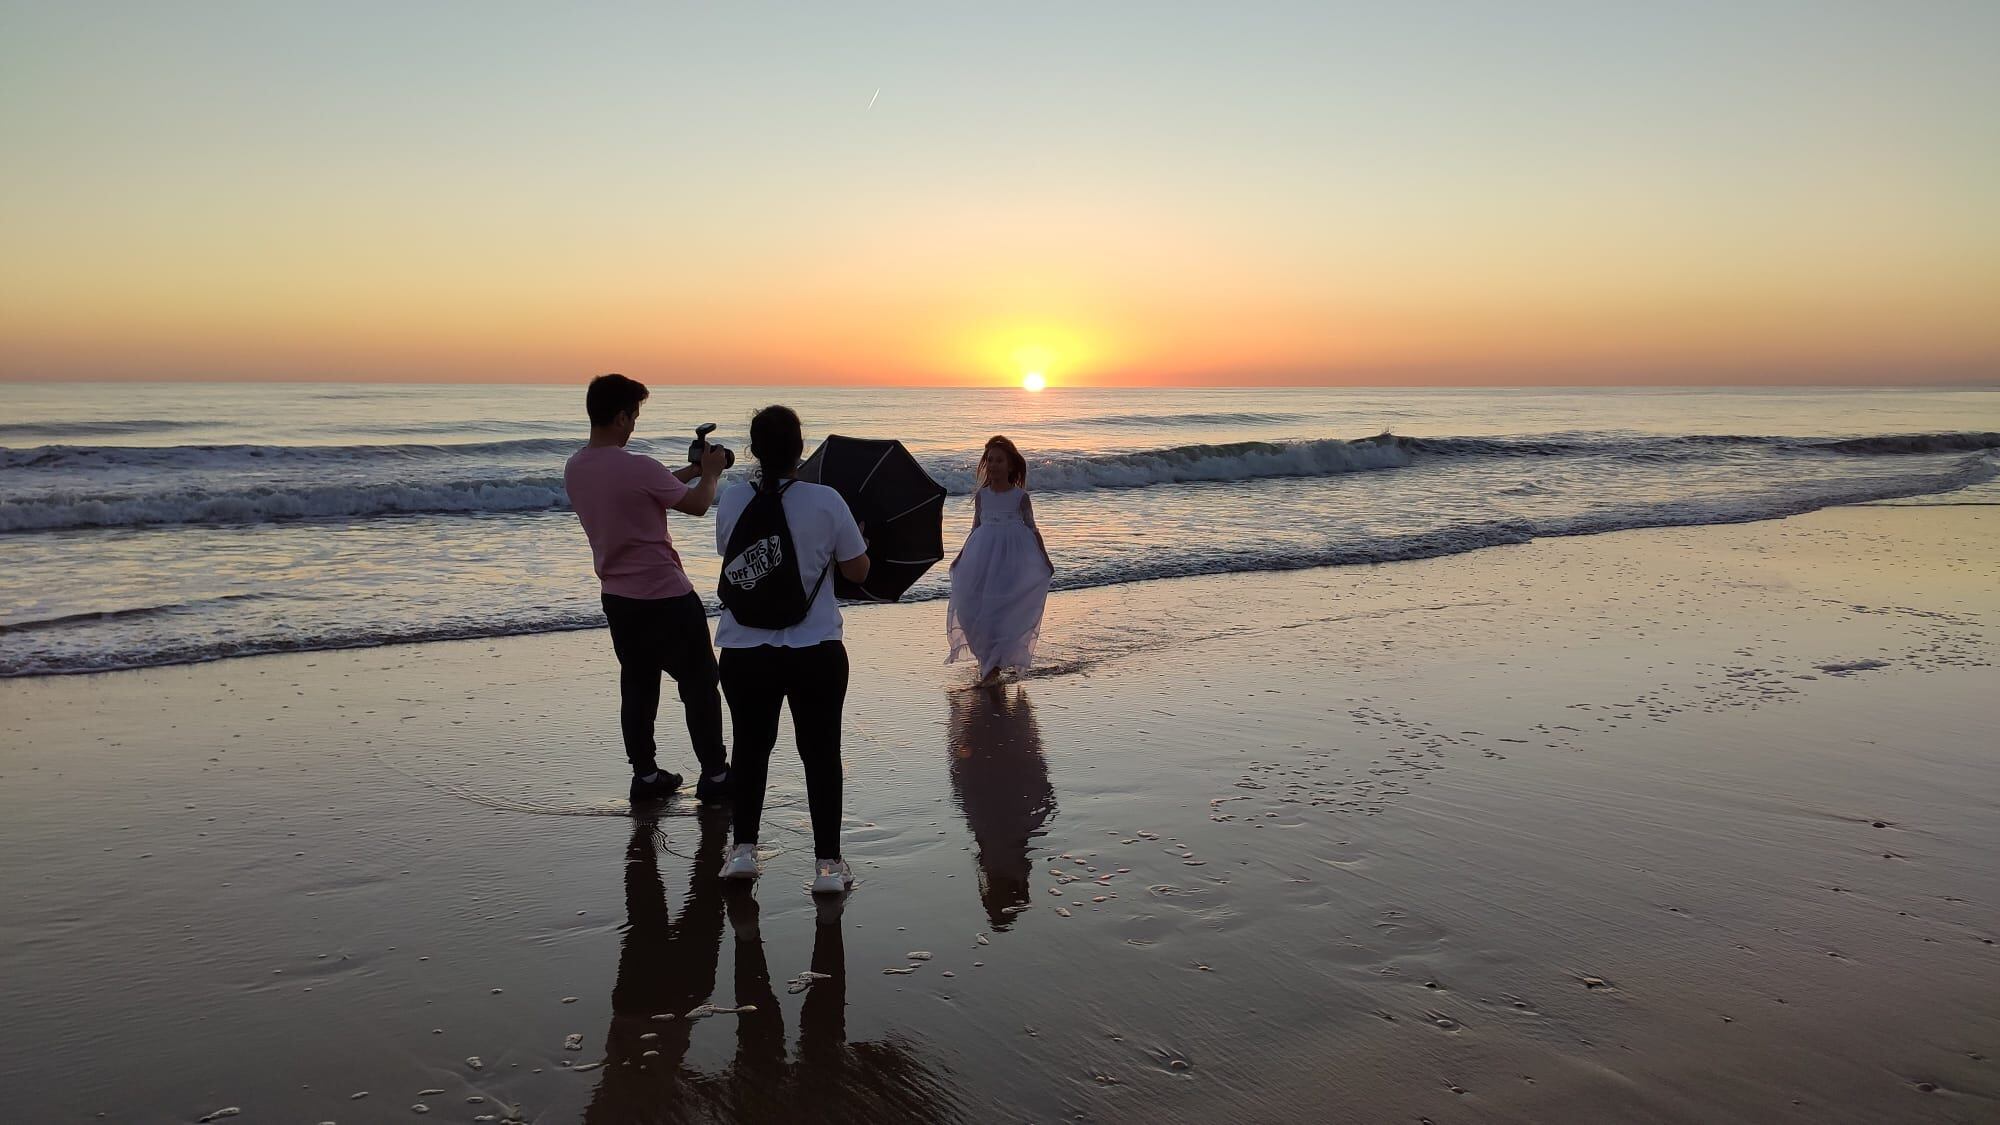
[713,405,872,894]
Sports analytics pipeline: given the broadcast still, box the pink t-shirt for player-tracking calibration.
[563,446,694,600]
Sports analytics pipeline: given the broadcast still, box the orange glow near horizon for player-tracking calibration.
[4,267,1996,386]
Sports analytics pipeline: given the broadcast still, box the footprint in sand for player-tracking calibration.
[1424,1010,1462,1031]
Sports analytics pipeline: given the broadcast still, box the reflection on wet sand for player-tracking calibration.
[585,812,956,1124]
[948,685,1058,930]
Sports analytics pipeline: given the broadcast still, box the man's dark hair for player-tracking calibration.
[586,373,649,426]
[749,404,805,482]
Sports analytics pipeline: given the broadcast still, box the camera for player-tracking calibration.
[688,422,736,471]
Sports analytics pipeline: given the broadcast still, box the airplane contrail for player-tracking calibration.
[868,87,880,110]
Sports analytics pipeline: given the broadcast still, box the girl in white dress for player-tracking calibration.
[947,436,1054,685]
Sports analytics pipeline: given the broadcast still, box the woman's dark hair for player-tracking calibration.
[978,435,1027,488]
[749,405,805,484]
[585,373,648,426]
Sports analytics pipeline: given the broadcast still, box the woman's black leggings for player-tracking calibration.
[719,641,849,859]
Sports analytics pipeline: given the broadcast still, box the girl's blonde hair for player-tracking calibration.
[977,435,1027,488]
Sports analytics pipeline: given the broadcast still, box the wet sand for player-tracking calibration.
[3,505,1997,1124]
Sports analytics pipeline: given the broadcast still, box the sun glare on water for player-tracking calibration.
[1022,372,1047,392]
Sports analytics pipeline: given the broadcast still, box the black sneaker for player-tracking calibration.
[695,769,733,806]
[629,770,685,803]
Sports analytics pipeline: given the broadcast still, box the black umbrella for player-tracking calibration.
[795,434,947,602]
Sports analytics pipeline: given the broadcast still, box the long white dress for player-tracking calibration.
[946,485,1052,677]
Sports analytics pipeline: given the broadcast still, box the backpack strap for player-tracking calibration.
[803,556,832,605]
[764,476,834,609]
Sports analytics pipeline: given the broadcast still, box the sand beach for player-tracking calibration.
[4,503,1995,1124]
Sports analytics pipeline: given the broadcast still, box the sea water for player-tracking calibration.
[3,382,1996,676]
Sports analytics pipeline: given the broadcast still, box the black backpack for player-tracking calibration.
[718,479,830,629]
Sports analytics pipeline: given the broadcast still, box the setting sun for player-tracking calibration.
[1022,372,1047,392]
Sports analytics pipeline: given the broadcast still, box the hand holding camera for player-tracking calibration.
[688,422,736,476]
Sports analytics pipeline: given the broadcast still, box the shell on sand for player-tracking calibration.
[685,1003,757,1018]
[785,971,831,994]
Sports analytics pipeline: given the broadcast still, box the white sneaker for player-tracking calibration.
[720,843,761,880]
[810,858,855,896]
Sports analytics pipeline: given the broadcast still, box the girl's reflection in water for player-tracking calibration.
[947,684,1058,931]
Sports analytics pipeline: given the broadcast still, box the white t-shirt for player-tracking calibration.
[713,479,867,649]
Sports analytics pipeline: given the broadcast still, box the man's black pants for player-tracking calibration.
[601,591,727,778]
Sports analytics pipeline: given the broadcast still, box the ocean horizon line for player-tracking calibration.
[4,378,1998,392]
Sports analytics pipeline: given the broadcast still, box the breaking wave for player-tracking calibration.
[6,431,1997,532]
[7,452,1993,676]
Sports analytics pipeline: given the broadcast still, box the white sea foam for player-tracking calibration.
[0,437,1415,529]
[6,431,1999,532]
[935,437,1412,495]
[0,479,574,532]
[6,452,1991,676]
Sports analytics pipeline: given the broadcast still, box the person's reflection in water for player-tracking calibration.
[715,889,785,1118]
[588,812,958,1123]
[777,896,953,1121]
[948,684,1058,930]
[584,811,728,1123]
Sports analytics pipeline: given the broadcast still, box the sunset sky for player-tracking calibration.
[2,2,1995,387]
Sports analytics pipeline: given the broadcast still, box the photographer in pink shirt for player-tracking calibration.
[563,374,732,804]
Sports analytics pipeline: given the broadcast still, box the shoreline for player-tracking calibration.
[3,504,1996,1123]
